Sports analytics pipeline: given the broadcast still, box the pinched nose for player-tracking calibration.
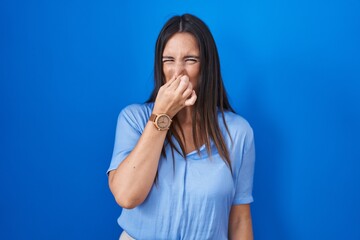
[172,62,186,77]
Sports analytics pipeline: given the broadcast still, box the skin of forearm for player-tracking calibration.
[229,219,253,240]
[229,204,253,240]
[109,121,167,208]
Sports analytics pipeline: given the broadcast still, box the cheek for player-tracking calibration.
[162,65,173,82]
[187,65,201,82]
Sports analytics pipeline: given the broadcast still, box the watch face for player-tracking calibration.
[157,115,171,129]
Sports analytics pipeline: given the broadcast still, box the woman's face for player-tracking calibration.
[162,32,201,89]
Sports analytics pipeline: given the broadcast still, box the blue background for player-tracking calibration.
[1,0,359,239]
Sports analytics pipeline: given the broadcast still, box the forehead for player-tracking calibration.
[163,32,199,55]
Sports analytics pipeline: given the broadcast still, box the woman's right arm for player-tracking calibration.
[108,75,196,209]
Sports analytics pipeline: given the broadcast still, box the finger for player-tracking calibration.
[175,75,190,94]
[167,74,183,89]
[163,75,178,87]
[184,90,197,106]
[182,88,193,99]
[182,81,193,98]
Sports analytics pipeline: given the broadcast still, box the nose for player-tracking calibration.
[173,61,186,77]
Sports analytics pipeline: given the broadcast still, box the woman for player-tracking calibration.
[108,14,255,240]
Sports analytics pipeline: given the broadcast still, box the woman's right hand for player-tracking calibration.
[152,75,197,118]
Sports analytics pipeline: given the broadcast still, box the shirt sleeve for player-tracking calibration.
[107,105,144,175]
[232,124,255,205]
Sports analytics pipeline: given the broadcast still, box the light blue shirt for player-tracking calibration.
[108,103,255,240]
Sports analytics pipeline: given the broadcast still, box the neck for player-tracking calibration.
[176,106,194,125]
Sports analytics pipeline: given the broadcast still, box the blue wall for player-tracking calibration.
[1,0,359,239]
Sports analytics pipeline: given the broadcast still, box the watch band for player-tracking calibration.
[149,114,157,122]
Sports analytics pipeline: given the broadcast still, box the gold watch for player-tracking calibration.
[149,113,172,131]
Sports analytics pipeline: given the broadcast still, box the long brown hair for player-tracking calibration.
[148,14,234,171]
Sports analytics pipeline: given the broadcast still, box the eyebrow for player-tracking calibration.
[162,55,200,59]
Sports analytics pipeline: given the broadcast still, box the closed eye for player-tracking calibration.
[162,56,200,64]
[162,57,174,63]
[185,57,200,64]
[186,58,199,62]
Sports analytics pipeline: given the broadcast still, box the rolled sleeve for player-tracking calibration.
[232,126,255,205]
[107,106,144,175]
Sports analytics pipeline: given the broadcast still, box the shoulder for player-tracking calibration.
[219,111,253,136]
[218,111,254,150]
[117,102,154,130]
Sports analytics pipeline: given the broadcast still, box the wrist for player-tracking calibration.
[152,106,174,119]
[149,113,172,131]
